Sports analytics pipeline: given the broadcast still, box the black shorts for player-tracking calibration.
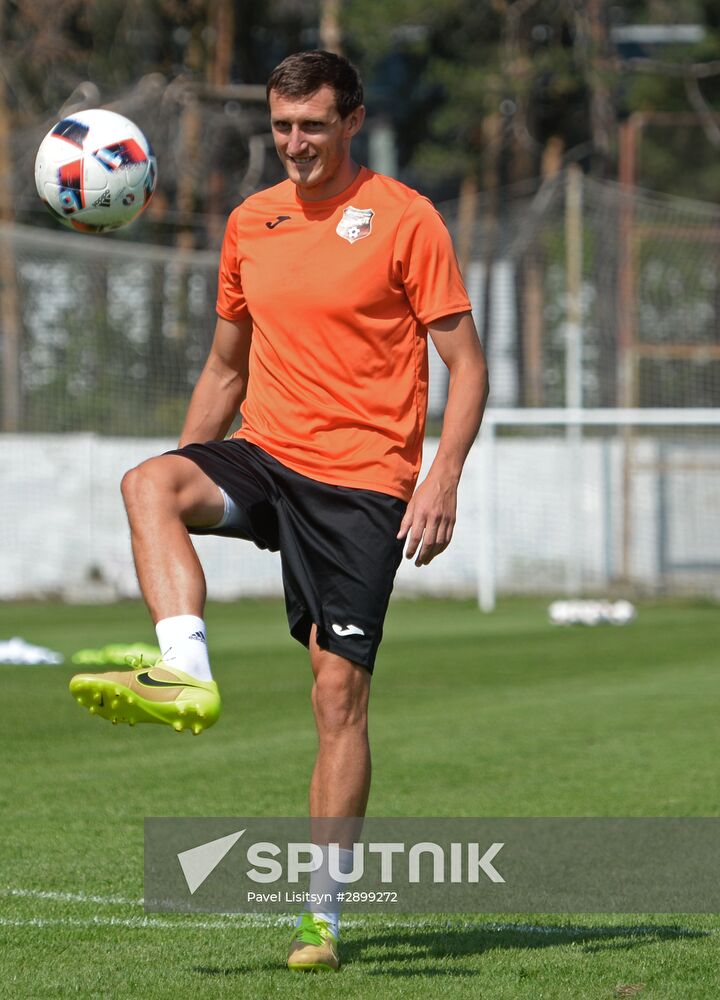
[171,438,407,672]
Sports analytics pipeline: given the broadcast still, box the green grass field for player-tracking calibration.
[1,597,718,999]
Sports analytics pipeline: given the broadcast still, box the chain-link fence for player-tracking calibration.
[2,171,720,600]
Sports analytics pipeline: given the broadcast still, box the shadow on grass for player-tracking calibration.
[342,921,709,975]
[190,921,708,978]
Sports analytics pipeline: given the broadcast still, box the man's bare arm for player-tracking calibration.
[178,314,253,447]
[397,311,489,566]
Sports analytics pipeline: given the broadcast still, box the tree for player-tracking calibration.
[343,0,720,199]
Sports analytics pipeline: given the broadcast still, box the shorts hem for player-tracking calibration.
[288,610,376,674]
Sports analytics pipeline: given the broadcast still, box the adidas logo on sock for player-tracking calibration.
[189,630,206,642]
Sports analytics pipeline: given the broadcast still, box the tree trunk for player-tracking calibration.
[0,0,21,431]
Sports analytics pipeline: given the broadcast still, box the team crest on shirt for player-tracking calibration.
[336,206,374,244]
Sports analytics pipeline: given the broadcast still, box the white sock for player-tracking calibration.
[297,846,357,940]
[154,615,213,681]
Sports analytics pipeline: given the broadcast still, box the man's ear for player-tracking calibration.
[345,105,366,137]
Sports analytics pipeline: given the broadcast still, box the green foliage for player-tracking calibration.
[342,0,720,194]
[8,0,720,201]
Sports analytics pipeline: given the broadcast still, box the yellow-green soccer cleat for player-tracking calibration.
[287,913,340,972]
[69,661,221,734]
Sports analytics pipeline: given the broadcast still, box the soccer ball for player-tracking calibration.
[34,109,157,233]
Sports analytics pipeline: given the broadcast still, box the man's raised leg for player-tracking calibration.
[69,454,226,733]
[121,454,225,621]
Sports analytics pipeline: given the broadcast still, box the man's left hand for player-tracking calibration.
[397,474,457,567]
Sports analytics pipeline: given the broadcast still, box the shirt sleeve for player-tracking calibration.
[393,196,472,326]
[216,207,250,321]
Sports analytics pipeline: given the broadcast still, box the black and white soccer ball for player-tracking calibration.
[35,109,157,233]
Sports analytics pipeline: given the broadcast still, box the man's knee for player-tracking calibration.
[121,455,222,526]
[121,457,171,512]
[311,656,370,737]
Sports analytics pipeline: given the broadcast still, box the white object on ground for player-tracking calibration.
[0,637,64,664]
[548,600,637,627]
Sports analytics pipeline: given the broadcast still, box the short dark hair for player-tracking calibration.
[266,50,364,119]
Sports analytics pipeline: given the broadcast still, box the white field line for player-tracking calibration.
[0,915,712,937]
[1,887,142,906]
[0,889,714,936]
[0,915,291,929]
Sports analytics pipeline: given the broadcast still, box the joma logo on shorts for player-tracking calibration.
[331,623,365,637]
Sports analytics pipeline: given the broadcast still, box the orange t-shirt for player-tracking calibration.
[216,166,471,501]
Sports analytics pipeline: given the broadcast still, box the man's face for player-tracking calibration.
[269,85,364,201]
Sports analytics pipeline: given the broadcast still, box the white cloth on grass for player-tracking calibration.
[0,637,64,664]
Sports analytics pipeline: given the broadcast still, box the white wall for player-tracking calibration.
[1,433,719,601]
